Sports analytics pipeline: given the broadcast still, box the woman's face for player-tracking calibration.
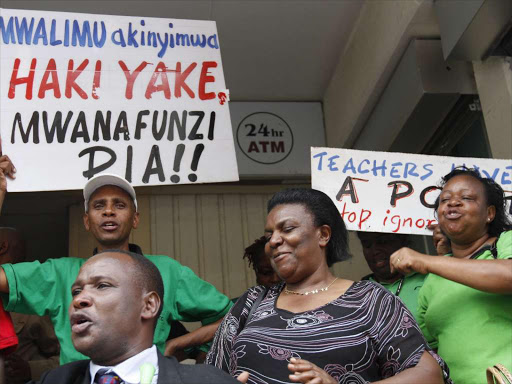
[264,203,329,283]
[437,174,495,243]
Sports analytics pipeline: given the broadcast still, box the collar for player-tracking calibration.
[89,345,159,384]
[92,243,144,256]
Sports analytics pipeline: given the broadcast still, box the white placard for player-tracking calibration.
[311,147,512,235]
[0,8,239,191]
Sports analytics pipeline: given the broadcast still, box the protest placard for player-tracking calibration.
[311,147,512,235]
[0,8,239,191]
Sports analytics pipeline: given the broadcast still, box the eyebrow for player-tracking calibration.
[264,217,297,232]
[441,188,474,194]
[72,274,115,287]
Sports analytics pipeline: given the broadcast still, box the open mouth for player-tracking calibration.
[71,314,93,334]
[101,221,119,231]
[445,211,462,220]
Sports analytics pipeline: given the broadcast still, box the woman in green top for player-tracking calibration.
[389,167,512,384]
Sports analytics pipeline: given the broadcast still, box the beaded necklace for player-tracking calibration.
[284,277,338,296]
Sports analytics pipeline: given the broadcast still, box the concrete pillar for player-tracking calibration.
[323,0,437,148]
[473,57,512,159]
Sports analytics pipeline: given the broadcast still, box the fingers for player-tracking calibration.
[236,371,250,383]
[288,358,315,373]
[389,248,413,275]
[0,155,16,179]
[426,223,437,231]
[289,370,319,383]
[389,249,401,274]
[429,224,450,255]
[288,358,336,384]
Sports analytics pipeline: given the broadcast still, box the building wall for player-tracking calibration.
[473,57,512,159]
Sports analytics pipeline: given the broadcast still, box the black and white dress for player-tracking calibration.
[206,280,451,384]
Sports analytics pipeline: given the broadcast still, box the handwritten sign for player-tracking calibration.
[0,8,239,191]
[311,147,512,235]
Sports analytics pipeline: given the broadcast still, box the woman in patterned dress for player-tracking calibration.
[207,188,451,384]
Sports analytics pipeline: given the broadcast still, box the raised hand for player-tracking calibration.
[390,247,430,275]
[427,223,451,255]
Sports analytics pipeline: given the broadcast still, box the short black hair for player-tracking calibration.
[267,188,350,266]
[356,231,409,246]
[243,236,267,272]
[434,166,512,237]
[96,249,165,321]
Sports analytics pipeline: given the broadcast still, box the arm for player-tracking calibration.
[0,153,16,215]
[29,316,60,379]
[0,153,16,293]
[0,170,5,215]
[0,268,7,293]
[6,315,60,381]
[287,352,443,384]
[0,356,5,384]
[426,224,451,256]
[165,318,222,356]
[390,247,512,294]
[174,264,233,325]
[374,351,442,383]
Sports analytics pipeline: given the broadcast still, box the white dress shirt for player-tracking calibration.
[89,345,159,384]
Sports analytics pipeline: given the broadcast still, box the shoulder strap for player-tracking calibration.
[490,240,498,259]
[246,287,268,325]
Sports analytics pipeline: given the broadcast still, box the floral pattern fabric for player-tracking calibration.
[206,280,451,384]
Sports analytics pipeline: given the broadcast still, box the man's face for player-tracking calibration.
[358,232,407,283]
[83,185,139,249]
[69,252,144,365]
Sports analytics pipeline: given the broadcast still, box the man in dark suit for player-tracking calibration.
[28,250,246,384]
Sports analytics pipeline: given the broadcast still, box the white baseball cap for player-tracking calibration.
[83,173,138,212]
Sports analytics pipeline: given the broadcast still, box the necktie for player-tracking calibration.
[95,368,122,384]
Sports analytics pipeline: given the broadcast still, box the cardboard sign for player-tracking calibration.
[0,8,239,191]
[311,147,512,235]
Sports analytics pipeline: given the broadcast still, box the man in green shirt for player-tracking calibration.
[357,231,425,321]
[0,168,232,364]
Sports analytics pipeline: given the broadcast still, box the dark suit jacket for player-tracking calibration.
[29,350,239,384]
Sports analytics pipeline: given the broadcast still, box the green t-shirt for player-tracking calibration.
[366,273,425,322]
[417,230,512,384]
[1,255,232,364]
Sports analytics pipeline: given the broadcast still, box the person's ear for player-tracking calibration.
[132,211,140,230]
[487,205,496,224]
[318,225,331,247]
[83,213,90,232]
[141,291,160,321]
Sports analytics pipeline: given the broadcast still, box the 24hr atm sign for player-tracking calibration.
[236,112,294,165]
[231,102,325,177]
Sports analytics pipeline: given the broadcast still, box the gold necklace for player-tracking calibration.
[284,277,338,296]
